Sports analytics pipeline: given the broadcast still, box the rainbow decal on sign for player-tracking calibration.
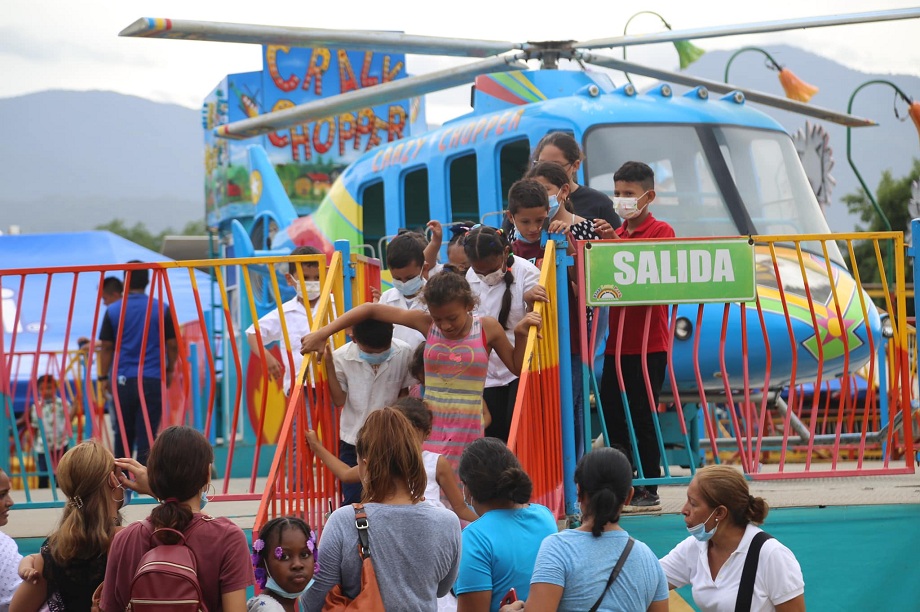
[475,72,547,105]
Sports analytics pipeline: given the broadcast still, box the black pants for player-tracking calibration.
[37,446,68,489]
[114,377,163,465]
[483,379,520,443]
[599,352,667,494]
[339,441,362,504]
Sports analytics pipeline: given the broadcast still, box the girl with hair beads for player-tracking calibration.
[248,516,317,611]
[301,272,540,473]
[301,408,461,611]
[463,225,545,442]
[502,447,668,612]
[454,437,557,612]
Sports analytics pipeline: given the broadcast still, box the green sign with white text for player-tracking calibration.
[584,238,756,306]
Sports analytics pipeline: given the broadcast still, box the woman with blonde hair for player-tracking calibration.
[301,407,461,611]
[659,465,805,612]
[11,440,124,612]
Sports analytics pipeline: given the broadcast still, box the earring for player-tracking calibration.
[112,484,125,504]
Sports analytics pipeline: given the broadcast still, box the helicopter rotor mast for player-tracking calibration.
[579,52,877,128]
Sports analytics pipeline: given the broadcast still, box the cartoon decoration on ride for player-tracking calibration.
[120,9,920,442]
[792,121,835,214]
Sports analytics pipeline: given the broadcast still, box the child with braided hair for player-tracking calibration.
[248,516,317,611]
[463,225,546,442]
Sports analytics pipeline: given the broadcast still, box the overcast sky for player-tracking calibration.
[4,0,920,124]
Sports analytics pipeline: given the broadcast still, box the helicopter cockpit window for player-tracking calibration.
[403,167,430,234]
[713,126,843,264]
[583,125,737,237]
[449,153,480,223]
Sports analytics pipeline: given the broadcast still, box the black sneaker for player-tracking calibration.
[623,488,661,513]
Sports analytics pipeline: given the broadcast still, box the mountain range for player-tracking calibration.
[0,45,917,236]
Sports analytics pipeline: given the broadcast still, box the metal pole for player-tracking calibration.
[723,47,782,83]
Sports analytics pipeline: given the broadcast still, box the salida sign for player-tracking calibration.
[584,238,756,306]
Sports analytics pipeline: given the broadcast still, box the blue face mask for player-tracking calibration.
[200,489,209,510]
[686,509,718,542]
[514,226,537,244]
[265,567,314,599]
[392,273,424,297]
[359,348,391,365]
[547,194,561,220]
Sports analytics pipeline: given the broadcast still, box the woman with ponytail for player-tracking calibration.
[11,441,123,611]
[301,407,461,611]
[659,465,805,611]
[463,226,544,442]
[502,447,667,612]
[100,426,254,611]
[454,438,556,612]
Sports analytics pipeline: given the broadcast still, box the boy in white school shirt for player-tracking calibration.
[376,231,430,350]
[324,318,415,503]
[246,245,326,395]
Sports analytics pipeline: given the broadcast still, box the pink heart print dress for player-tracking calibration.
[422,315,490,474]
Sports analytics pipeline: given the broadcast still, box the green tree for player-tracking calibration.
[96,218,208,253]
[843,159,920,285]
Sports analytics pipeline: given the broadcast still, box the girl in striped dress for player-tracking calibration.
[300,272,540,473]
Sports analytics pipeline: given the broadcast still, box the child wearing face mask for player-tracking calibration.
[377,231,430,350]
[324,318,416,504]
[246,245,326,396]
[600,161,675,513]
[464,225,544,443]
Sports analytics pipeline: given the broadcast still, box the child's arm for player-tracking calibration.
[18,553,42,584]
[424,220,443,274]
[246,333,284,382]
[436,455,479,523]
[323,345,347,407]
[300,303,431,355]
[481,313,542,376]
[306,430,360,483]
[10,553,47,610]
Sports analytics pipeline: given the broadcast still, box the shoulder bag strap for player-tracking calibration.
[353,503,371,559]
[734,531,774,612]
[589,537,635,612]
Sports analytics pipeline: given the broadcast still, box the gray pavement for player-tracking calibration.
[6,461,919,537]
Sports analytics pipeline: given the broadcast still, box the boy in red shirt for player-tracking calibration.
[600,161,675,511]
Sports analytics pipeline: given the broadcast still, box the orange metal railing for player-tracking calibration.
[507,240,564,519]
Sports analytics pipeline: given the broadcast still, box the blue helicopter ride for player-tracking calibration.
[120,8,919,400]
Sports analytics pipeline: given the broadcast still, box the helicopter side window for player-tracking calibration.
[402,167,430,234]
[360,179,386,265]
[499,138,531,208]
[449,153,480,223]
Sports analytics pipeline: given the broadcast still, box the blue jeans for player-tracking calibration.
[339,441,362,504]
[114,377,162,465]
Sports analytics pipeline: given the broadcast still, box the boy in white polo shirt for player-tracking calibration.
[377,231,429,350]
[246,246,325,395]
[324,318,415,503]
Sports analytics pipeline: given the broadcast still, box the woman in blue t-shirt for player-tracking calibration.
[454,438,557,611]
[503,447,669,612]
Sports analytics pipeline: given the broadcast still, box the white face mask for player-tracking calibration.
[294,281,321,302]
[613,191,649,220]
[477,269,505,286]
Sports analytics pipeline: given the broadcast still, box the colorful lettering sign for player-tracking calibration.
[204,46,424,226]
[584,238,756,306]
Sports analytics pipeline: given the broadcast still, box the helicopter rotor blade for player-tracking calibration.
[215,53,529,140]
[120,18,523,58]
[577,8,920,50]
[578,53,876,128]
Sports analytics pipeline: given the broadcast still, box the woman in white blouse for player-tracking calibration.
[659,466,805,612]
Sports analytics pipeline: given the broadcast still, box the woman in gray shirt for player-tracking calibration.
[301,407,461,611]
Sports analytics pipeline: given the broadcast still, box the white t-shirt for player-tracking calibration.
[466,255,540,387]
[659,524,805,612]
[379,287,427,350]
[245,297,325,394]
[0,531,22,611]
[333,339,416,445]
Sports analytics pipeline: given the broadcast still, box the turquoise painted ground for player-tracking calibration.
[16,504,920,609]
[623,504,920,611]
